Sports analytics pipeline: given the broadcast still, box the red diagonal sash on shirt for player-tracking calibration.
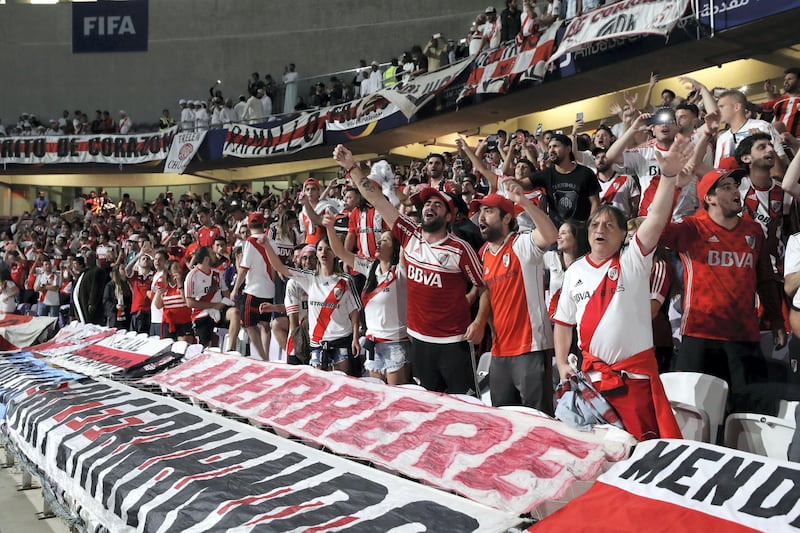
[600,174,628,204]
[311,278,349,344]
[360,266,396,307]
[247,235,275,279]
[578,255,621,354]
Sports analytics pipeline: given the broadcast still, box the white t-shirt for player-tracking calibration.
[35,271,60,306]
[785,234,800,310]
[353,258,407,341]
[714,119,785,168]
[150,270,165,323]
[240,234,277,298]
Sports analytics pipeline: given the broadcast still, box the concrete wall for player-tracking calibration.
[0,0,492,129]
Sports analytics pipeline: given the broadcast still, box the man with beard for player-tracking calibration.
[764,67,800,137]
[333,144,485,394]
[421,153,456,193]
[529,133,600,228]
[470,182,557,411]
[607,109,698,221]
[595,147,638,219]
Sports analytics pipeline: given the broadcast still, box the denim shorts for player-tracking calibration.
[365,341,410,374]
[310,344,350,369]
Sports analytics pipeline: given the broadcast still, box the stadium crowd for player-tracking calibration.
[3,62,800,444]
[1,0,617,135]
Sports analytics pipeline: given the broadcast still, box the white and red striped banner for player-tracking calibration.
[0,127,176,165]
[144,354,634,514]
[533,439,800,532]
[223,110,326,158]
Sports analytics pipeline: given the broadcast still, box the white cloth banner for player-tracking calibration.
[549,0,690,64]
[325,100,404,131]
[163,130,206,174]
[0,127,176,165]
[145,354,635,515]
[359,58,473,119]
[222,110,325,158]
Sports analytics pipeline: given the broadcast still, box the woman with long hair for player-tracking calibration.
[103,264,132,329]
[154,260,195,343]
[322,216,410,384]
[543,219,590,319]
[260,231,361,374]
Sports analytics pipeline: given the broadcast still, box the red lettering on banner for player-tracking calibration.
[218,488,293,515]
[65,408,124,432]
[453,426,601,498]
[326,396,438,449]
[52,401,104,423]
[373,409,513,477]
[240,373,334,415]
[209,364,298,404]
[193,361,271,396]
[83,416,144,441]
[160,358,233,389]
[242,500,327,525]
[287,383,384,438]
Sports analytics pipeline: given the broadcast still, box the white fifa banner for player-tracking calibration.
[549,0,690,64]
[163,130,206,174]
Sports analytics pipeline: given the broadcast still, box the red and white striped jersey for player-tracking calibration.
[768,94,800,136]
[348,207,387,259]
[392,214,484,343]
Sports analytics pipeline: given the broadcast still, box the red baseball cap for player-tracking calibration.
[473,193,515,216]
[697,168,746,207]
[247,212,265,226]
[412,187,456,217]
[303,178,321,189]
[717,156,741,172]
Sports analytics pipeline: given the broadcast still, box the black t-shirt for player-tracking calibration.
[530,163,600,227]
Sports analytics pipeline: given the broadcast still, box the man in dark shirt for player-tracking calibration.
[529,133,600,227]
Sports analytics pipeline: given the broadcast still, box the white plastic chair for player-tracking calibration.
[670,401,710,442]
[724,413,796,459]
[185,343,205,359]
[171,340,189,355]
[660,372,728,444]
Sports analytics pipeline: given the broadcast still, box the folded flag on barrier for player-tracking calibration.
[145,354,635,515]
[5,379,518,533]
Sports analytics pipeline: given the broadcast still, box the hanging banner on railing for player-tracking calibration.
[458,23,559,102]
[359,58,474,119]
[5,380,518,533]
[533,439,800,532]
[697,0,800,31]
[222,110,326,158]
[548,0,691,65]
[145,354,634,515]
[163,129,207,174]
[324,97,412,143]
[0,127,176,165]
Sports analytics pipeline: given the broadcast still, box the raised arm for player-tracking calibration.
[637,136,694,254]
[456,136,500,193]
[333,144,399,228]
[678,76,719,115]
[606,112,650,165]
[504,179,557,249]
[322,214,356,269]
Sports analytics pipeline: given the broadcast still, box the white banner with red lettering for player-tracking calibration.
[0,127,176,165]
[144,354,635,515]
[458,23,560,101]
[45,330,173,376]
[549,0,691,64]
[532,439,800,532]
[163,129,206,174]
[359,58,473,119]
[222,110,326,158]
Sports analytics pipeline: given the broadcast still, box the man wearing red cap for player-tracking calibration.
[299,177,340,246]
[469,183,558,411]
[660,167,785,406]
[232,212,277,360]
[333,144,485,394]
